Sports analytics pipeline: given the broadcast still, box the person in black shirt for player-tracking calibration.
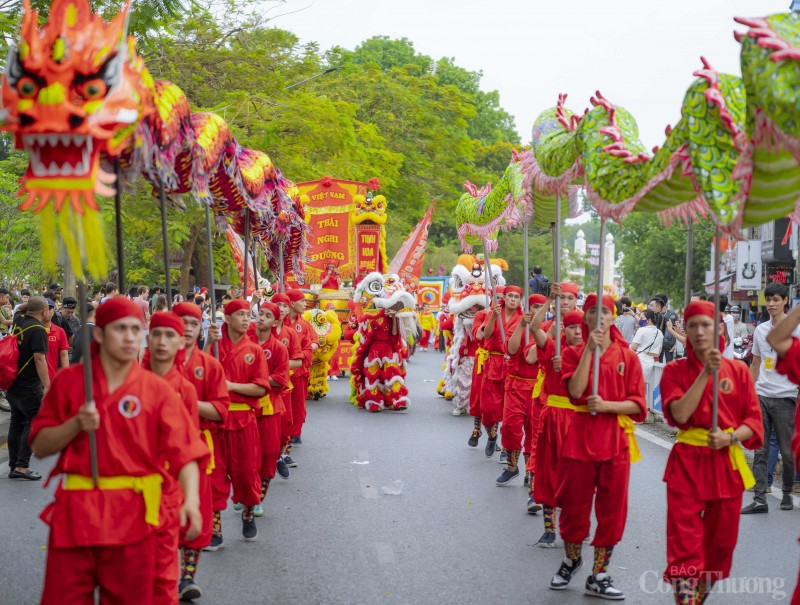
[7,296,50,480]
[70,304,96,365]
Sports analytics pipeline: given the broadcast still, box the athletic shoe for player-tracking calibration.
[331,375,339,381]
[242,517,257,541]
[495,467,520,486]
[536,531,557,548]
[468,430,481,448]
[484,437,497,458]
[741,501,768,514]
[499,450,508,464]
[781,494,794,511]
[284,455,298,468]
[585,573,625,600]
[452,408,464,416]
[277,458,290,479]
[178,579,202,601]
[232,502,243,512]
[254,504,264,517]
[291,436,303,446]
[527,497,542,514]
[204,535,223,551]
[550,556,583,590]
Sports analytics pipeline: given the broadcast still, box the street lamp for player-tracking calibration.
[284,66,343,91]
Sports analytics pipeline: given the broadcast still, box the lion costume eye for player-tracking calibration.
[17,77,38,99]
[79,78,107,100]
[367,279,382,294]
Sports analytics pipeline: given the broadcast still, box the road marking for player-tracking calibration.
[635,427,672,450]
[375,542,396,565]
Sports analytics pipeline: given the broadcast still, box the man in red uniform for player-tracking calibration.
[271,293,303,473]
[43,297,69,379]
[550,294,646,600]
[144,312,209,605]
[205,298,270,546]
[498,293,547,486]
[474,285,522,458]
[284,289,315,447]
[661,301,763,605]
[468,304,490,447]
[30,297,206,605]
[172,302,229,599]
[252,301,291,513]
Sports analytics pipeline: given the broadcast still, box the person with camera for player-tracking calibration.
[630,309,663,391]
[649,295,676,363]
[614,298,636,343]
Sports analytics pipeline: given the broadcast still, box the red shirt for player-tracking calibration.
[538,336,569,396]
[256,332,290,416]
[218,327,271,430]
[506,330,538,379]
[30,359,208,548]
[180,346,230,432]
[661,356,763,499]
[285,314,313,377]
[45,323,69,379]
[478,308,521,380]
[561,335,647,461]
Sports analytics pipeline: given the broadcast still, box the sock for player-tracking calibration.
[564,541,582,563]
[180,548,200,582]
[673,578,697,605]
[212,511,222,537]
[242,506,255,522]
[260,478,271,502]
[592,545,614,575]
[528,476,535,499]
[286,442,293,456]
[472,416,481,435]
[696,578,714,604]
[508,450,521,471]
[543,505,556,533]
[488,423,498,440]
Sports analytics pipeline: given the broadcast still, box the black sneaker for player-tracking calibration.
[498,450,508,464]
[178,579,202,601]
[741,501,768,514]
[284,455,298,468]
[291,436,303,446]
[485,437,497,458]
[495,467,520,486]
[550,556,583,590]
[276,458,290,479]
[203,534,223,551]
[781,494,794,510]
[524,472,531,487]
[468,430,481,448]
[527,497,542,515]
[585,573,625,600]
[242,517,257,541]
[536,531,556,548]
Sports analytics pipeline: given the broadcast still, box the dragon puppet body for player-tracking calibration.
[302,308,342,400]
[441,255,506,415]
[349,272,417,412]
[0,0,308,279]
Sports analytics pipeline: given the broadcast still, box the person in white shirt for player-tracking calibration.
[719,296,736,359]
[742,282,799,515]
[730,305,750,340]
[630,309,664,389]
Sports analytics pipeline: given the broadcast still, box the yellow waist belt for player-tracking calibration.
[676,427,755,490]
[64,473,163,527]
[201,429,215,475]
[546,394,584,412]
[475,348,489,374]
[259,393,273,416]
[532,369,545,399]
[228,402,252,412]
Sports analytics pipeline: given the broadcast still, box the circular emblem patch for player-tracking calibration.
[720,377,734,395]
[281,338,289,346]
[118,395,142,419]
[264,349,273,361]
[617,362,625,376]
[244,353,255,364]
[295,324,302,333]
[194,366,204,380]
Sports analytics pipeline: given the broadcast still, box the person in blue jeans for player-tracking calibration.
[766,426,800,490]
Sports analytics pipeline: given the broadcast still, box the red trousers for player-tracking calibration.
[257,414,282,479]
[501,377,535,452]
[664,487,742,581]
[525,399,543,473]
[280,392,293,448]
[420,330,432,348]
[154,498,180,605]
[290,375,308,438]
[533,405,573,506]
[793,564,800,605]
[210,421,261,509]
[557,455,630,547]
[41,534,156,605]
[481,377,505,428]
[469,364,484,418]
[182,470,213,550]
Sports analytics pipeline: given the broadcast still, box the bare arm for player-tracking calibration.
[567,345,594,399]
[32,406,99,458]
[59,350,69,370]
[34,352,50,391]
[666,366,715,425]
[507,313,529,355]
[587,396,642,415]
[530,296,553,349]
[750,355,760,384]
[767,305,800,356]
[197,401,222,422]
[667,321,687,345]
[177,461,202,541]
[226,382,267,398]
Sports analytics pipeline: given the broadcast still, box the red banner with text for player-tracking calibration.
[356,224,382,274]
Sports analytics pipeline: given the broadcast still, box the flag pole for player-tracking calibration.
[711,224,721,431]
[159,181,172,310]
[203,203,219,358]
[481,238,506,345]
[554,193,562,358]
[77,281,99,486]
[592,218,606,404]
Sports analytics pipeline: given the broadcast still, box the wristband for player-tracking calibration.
[730,433,740,446]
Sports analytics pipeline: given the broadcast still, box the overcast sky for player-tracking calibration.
[272,0,790,149]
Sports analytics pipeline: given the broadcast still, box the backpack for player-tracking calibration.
[0,324,45,390]
[535,275,553,297]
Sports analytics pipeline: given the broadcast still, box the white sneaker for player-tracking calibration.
[585,573,625,600]
[331,375,339,381]
[452,408,464,416]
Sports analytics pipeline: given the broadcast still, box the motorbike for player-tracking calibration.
[732,335,753,367]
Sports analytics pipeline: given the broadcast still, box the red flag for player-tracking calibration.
[389,200,435,285]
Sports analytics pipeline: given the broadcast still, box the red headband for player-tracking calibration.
[495,285,506,295]
[271,293,291,305]
[286,289,305,303]
[173,302,202,321]
[504,286,522,296]
[563,309,585,327]
[150,311,185,336]
[684,301,717,323]
[584,293,616,318]
[96,297,144,328]
[224,298,249,316]
[529,294,547,307]
[260,302,280,320]
[561,283,579,296]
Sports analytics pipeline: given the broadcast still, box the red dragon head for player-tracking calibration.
[0,0,152,212]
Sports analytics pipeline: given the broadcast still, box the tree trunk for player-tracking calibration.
[179,222,203,295]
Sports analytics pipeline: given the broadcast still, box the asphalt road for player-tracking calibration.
[0,350,798,604]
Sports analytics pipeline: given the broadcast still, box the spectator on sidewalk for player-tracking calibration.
[630,309,663,392]
[731,305,749,340]
[69,304,96,365]
[650,294,676,362]
[13,289,30,314]
[528,266,550,295]
[0,288,13,337]
[6,296,50,480]
[42,298,69,379]
[614,298,636,342]
[742,282,799,514]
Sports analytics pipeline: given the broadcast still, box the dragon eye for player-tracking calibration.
[367,280,382,293]
[17,77,38,98]
[80,79,107,100]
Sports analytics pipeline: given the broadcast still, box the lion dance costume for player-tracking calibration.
[303,308,342,400]
[350,273,417,412]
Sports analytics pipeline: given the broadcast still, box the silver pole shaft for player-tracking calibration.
[204,203,219,359]
[711,224,721,431]
[554,193,562,358]
[159,181,172,310]
[279,242,285,293]
[592,218,606,399]
[523,222,529,346]
[481,239,506,345]
[78,281,99,486]
[684,219,694,309]
[243,209,250,297]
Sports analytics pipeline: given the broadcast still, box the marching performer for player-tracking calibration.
[418,303,439,351]
[271,293,303,473]
[660,301,763,605]
[30,298,206,605]
[284,289,315,446]
[550,294,646,600]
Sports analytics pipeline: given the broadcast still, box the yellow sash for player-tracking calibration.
[201,429,215,475]
[531,369,545,399]
[228,402,252,412]
[259,393,273,416]
[676,427,755,490]
[475,348,489,374]
[64,473,163,527]
[546,394,585,412]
